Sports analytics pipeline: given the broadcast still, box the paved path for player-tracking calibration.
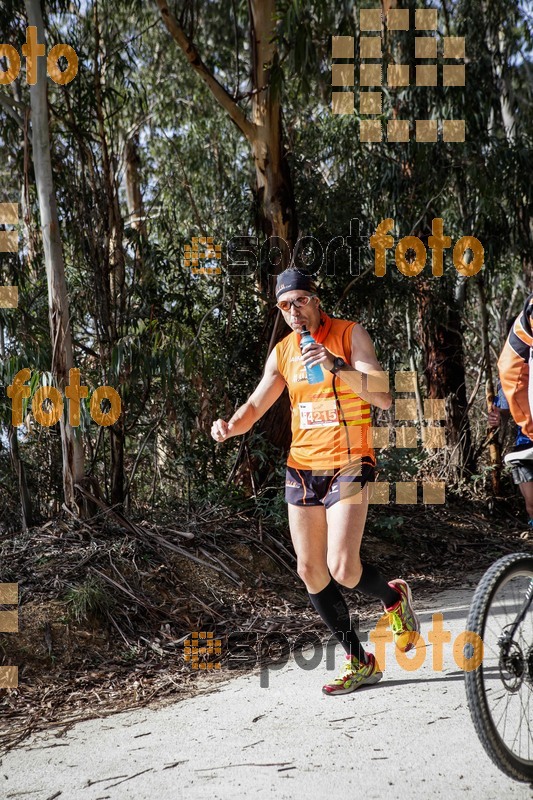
[2,585,533,800]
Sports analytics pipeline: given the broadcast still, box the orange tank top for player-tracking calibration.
[275,313,375,471]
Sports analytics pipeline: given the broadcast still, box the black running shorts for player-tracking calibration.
[284,458,376,508]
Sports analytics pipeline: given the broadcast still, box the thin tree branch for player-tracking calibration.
[155,0,257,142]
[231,0,241,99]
[160,128,208,235]
[332,266,374,313]
[0,94,25,129]
[124,409,165,498]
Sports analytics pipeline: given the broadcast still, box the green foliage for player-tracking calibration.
[252,486,288,528]
[121,645,141,663]
[1,0,532,525]
[377,444,426,481]
[373,514,405,543]
[65,576,115,624]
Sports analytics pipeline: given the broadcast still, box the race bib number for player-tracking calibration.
[299,400,339,429]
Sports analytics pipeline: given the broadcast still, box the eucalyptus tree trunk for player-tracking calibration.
[92,2,126,507]
[484,3,516,143]
[385,0,475,479]
[8,425,34,530]
[477,276,501,495]
[25,0,85,511]
[2,324,34,529]
[247,0,297,251]
[156,0,298,258]
[124,133,147,280]
[484,1,533,283]
[405,303,424,429]
[124,135,147,237]
[416,280,475,481]
[156,0,298,486]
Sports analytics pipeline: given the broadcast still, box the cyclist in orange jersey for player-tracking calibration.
[497,293,533,444]
[493,297,533,530]
[211,268,419,694]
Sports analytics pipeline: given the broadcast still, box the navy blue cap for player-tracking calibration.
[275,269,317,300]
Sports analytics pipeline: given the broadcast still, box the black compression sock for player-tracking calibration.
[355,561,401,608]
[308,578,367,663]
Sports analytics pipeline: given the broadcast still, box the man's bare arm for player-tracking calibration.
[300,323,391,409]
[211,348,286,442]
[343,323,392,410]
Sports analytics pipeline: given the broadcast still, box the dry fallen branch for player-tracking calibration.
[0,492,522,756]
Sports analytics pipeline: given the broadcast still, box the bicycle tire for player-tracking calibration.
[465,552,533,783]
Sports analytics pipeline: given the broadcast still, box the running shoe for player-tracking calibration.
[322,652,382,696]
[385,578,420,653]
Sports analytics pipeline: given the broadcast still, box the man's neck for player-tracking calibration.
[308,312,323,336]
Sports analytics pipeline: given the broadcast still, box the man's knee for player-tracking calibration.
[328,558,362,588]
[297,561,328,587]
[519,480,533,517]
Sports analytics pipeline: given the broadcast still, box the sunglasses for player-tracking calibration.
[276,294,317,312]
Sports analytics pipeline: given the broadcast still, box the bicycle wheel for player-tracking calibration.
[465,552,533,783]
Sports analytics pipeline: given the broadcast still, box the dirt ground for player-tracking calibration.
[1,494,531,754]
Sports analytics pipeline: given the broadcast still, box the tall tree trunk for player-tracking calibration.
[25,0,85,511]
[405,302,424,430]
[243,0,298,480]
[2,322,34,529]
[156,0,298,257]
[477,276,501,494]
[483,1,533,281]
[156,0,298,486]
[93,3,126,507]
[484,3,517,143]
[8,424,35,531]
[416,280,475,481]
[124,135,147,237]
[124,133,147,279]
[248,0,297,253]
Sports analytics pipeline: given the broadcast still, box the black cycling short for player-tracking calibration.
[284,458,376,509]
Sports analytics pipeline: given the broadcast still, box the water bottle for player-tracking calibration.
[300,326,324,384]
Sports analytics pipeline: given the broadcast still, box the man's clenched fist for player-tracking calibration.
[211,419,232,442]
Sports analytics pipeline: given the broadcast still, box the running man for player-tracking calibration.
[211,268,419,695]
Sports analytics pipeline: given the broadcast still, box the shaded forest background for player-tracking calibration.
[1,0,533,746]
[1,0,532,529]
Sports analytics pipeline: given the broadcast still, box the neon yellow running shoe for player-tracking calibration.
[322,652,383,696]
[385,578,420,653]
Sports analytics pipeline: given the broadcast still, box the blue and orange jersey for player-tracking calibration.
[494,382,532,446]
[275,312,375,471]
[498,293,533,441]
